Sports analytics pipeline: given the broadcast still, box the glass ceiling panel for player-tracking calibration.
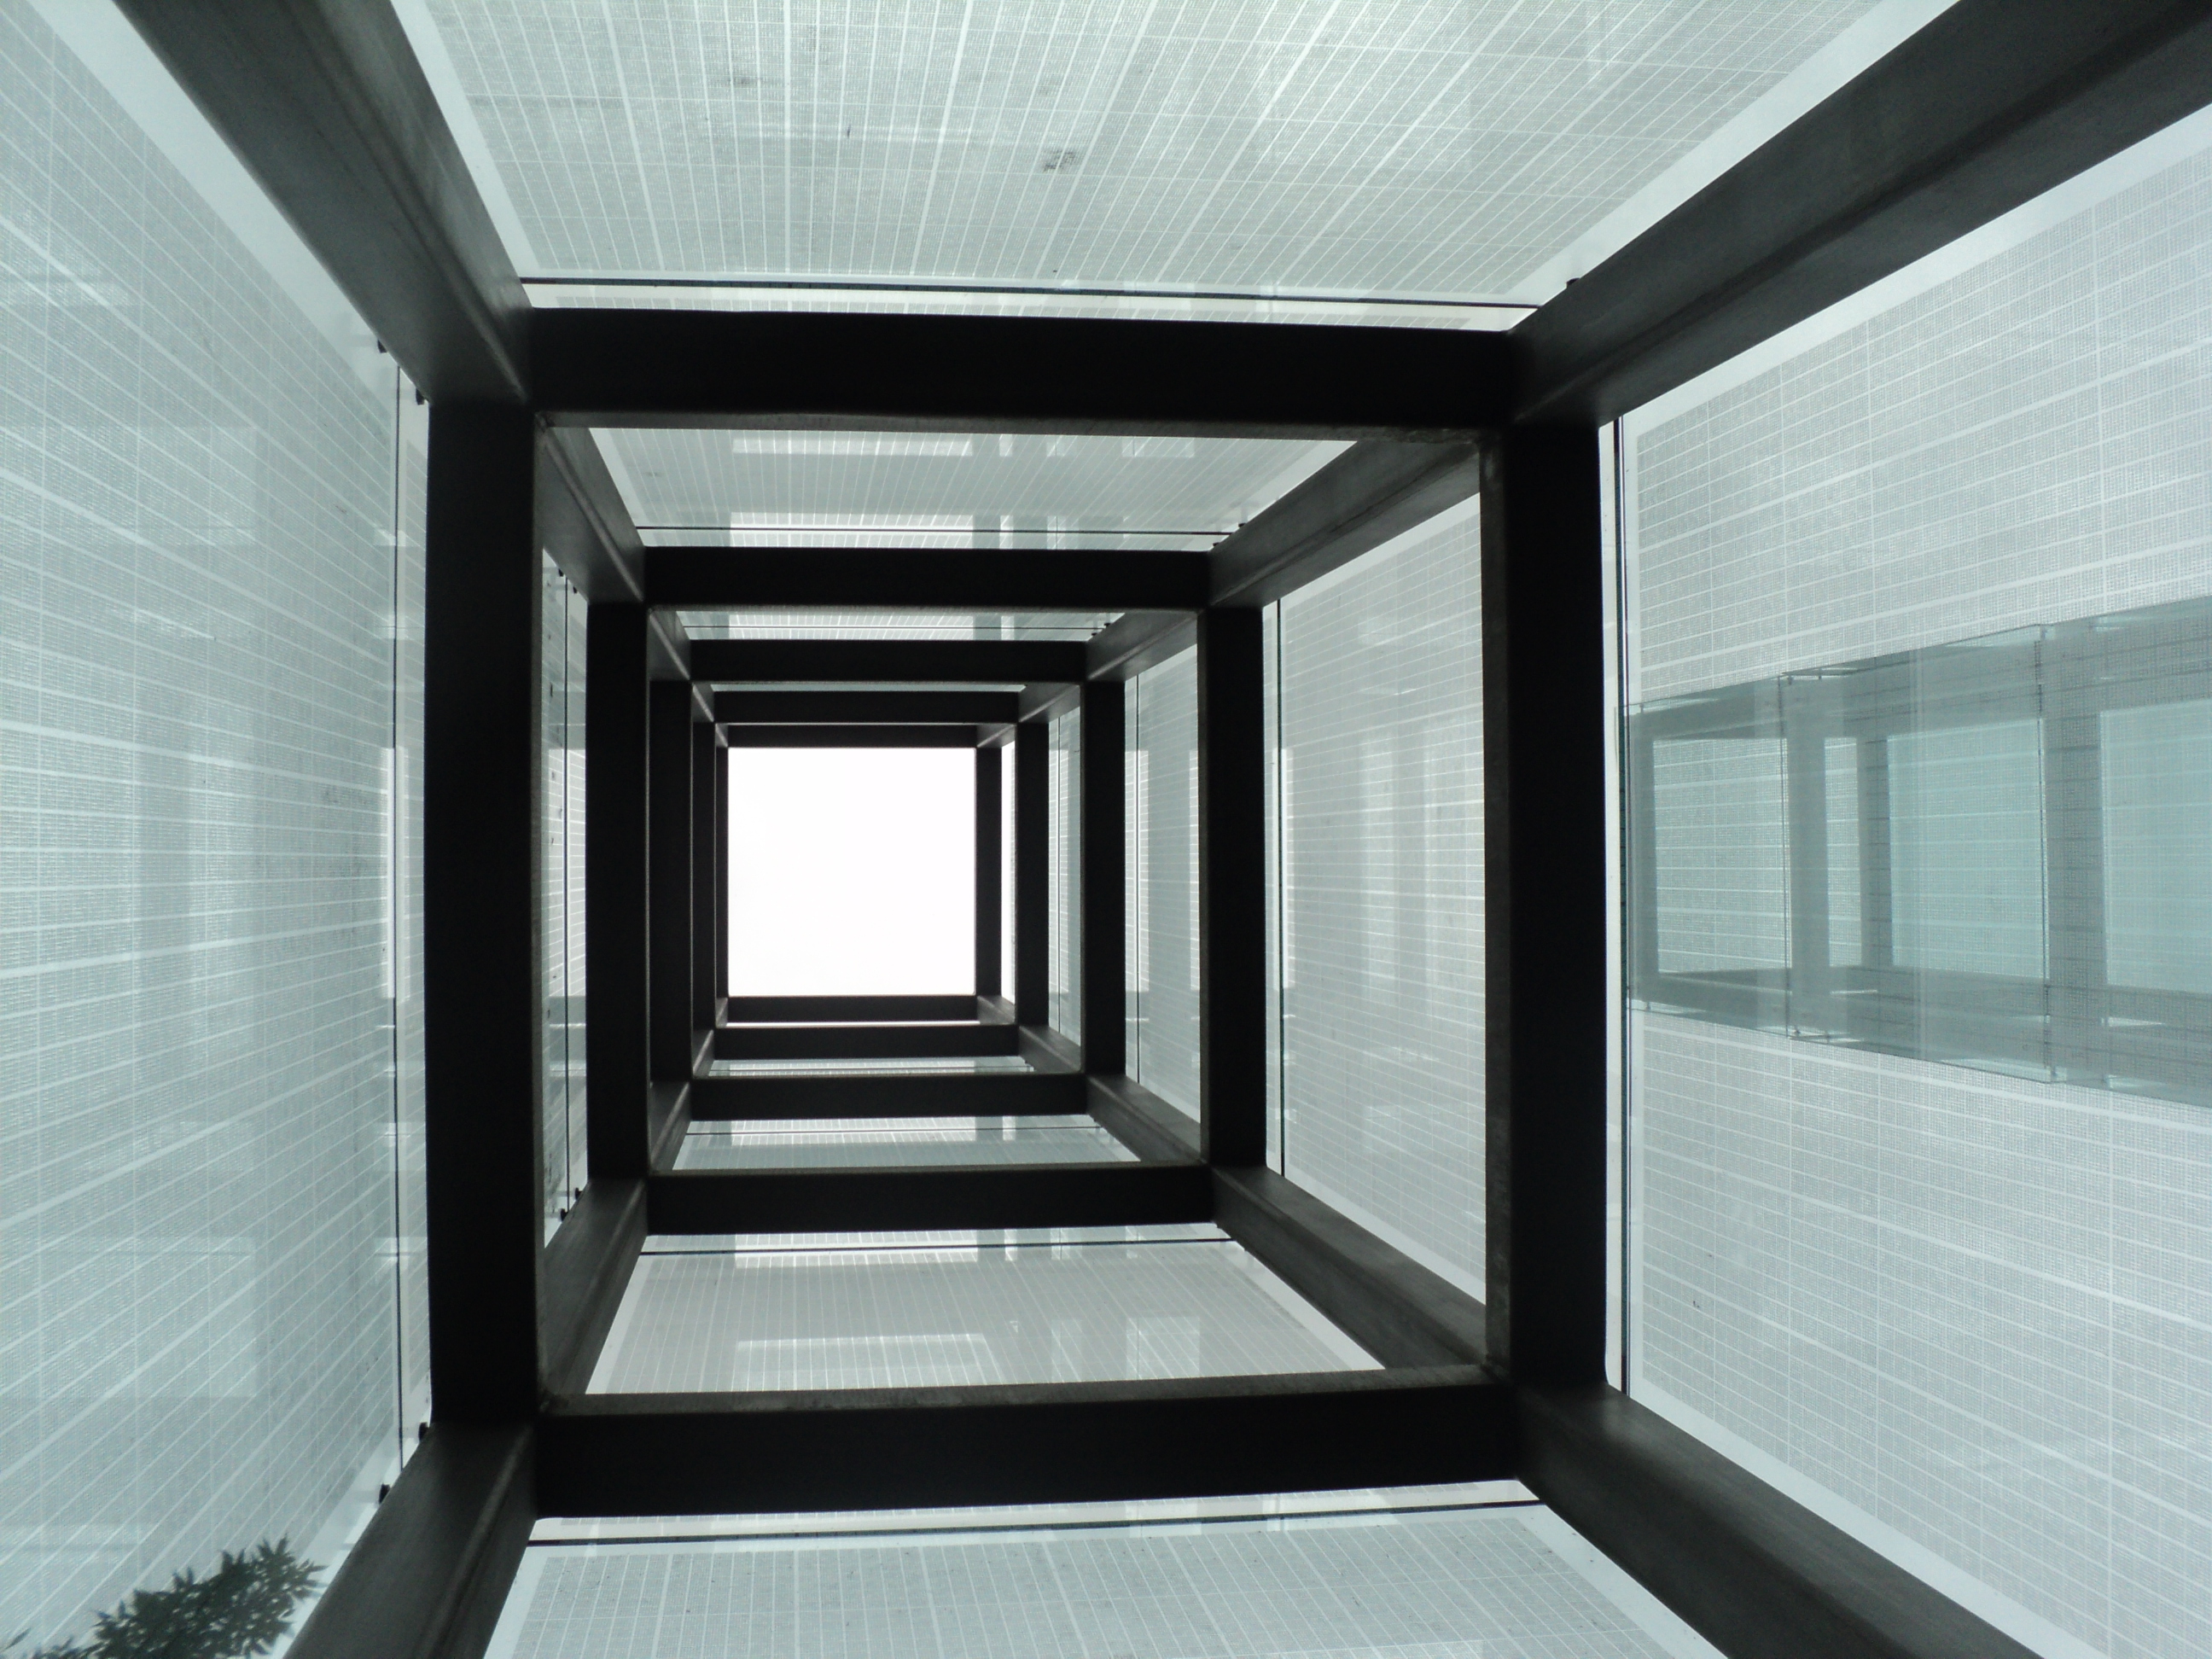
[489,1493,1720,1658]
[588,1229,1374,1390]
[602,428,1345,548]
[675,1115,1135,1168]
[414,0,1895,310]
[678,609,1118,640]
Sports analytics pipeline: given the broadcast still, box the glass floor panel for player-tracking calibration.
[702,1056,1033,1076]
[488,1488,1721,1659]
[676,1117,1134,1170]
[590,1231,1376,1392]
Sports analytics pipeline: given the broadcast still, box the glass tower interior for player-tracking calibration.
[1,2,2206,1656]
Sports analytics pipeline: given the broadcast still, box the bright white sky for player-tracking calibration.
[727,748,975,995]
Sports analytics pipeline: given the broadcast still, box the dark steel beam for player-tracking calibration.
[1213,1167,1485,1369]
[1482,429,1608,1386]
[646,609,690,682]
[1088,611,1197,682]
[285,1425,533,1659]
[538,427,643,602]
[532,309,1512,437]
[646,1161,1208,1233]
[687,1070,1087,1119]
[713,1022,1021,1061]
[1014,720,1051,1024]
[725,992,983,1022]
[1197,609,1267,1166]
[1513,0,2212,423]
[422,405,541,1423]
[976,746,1004,999]
[1520,1387,2041,1659]
[1208,442,1485,608]
[648,680,695,1081]
[538,1370,1510,1516]
[586,605,652,1179]
[690,639,1087,684]
[110,0,526,402]
[538,1178,645,1399]
[723,723,982,748]
[1080,679,1126,1074]
[645,548,1208,609]
[1086,1075,1201,1163]
[716,690,1020,725]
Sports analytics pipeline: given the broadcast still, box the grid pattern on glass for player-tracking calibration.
[541,562,589,1236]
[1622,114,2212,1659]
[1048,706,1082,1043]
[676,1116,1133,1168]
[677,609,1118,641]
[486,1500,1713,1659]
[1126,649,1200,1118]
[0,1,424,1644]
[600,428,1347,549]
[528,281,1529,329]
[417,0,1874,307]
[702,1056,1033,1075]
[588,1235,1375,1392]
[1274,500,1484,1299]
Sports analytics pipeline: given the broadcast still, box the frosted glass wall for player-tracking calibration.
[0,0,428,1646]
[1047,707,1081,1043]
[1126,649,1200,1117]
[541,564,586,1237]
[1272,500,1485,1298]
[1623,113,2212,1659]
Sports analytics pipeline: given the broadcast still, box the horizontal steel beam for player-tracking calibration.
[111,0,526,402]
[1087,610,1198,681]
[538,1177,646,1397]
[645,1161,1209,1232]
[688,1070,1086,1119]
[1208,440,1486,607]
[714,692,1019,726]
[690,639,1089,684]
[1085,1075,1201,1162]
[1213,1167,1486,1369]
[713,1022,1022,1061]
[285,1425,533,1659]
[645,548,1208,608]
[533,309,1513,436]
[1513,0,2212,422]
[1519,1386,2040,1659]
[723,723,983,748]
[538,1369,1510,1515]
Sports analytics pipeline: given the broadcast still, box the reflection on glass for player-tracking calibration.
[1627,594,2212,1107]
[2104,699,2212,993]
[1650,737,1789,974]
[676,1117,1133,1169]
[589,1233,1374,1393]
[1889,722,2046,979]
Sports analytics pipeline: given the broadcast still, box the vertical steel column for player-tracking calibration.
[690,708,718,1044]
[586,604,650,1179]
[975,743,1003,1000]
[1014,720,1050,1025]
[1198,608,1266,1166]
[1081,680,1126,1075]
[422,404,542,1421]
[1482,428,1608,1385]
[649,678,694,1080]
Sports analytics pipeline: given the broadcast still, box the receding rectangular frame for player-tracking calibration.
[108,2,2179,1651]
